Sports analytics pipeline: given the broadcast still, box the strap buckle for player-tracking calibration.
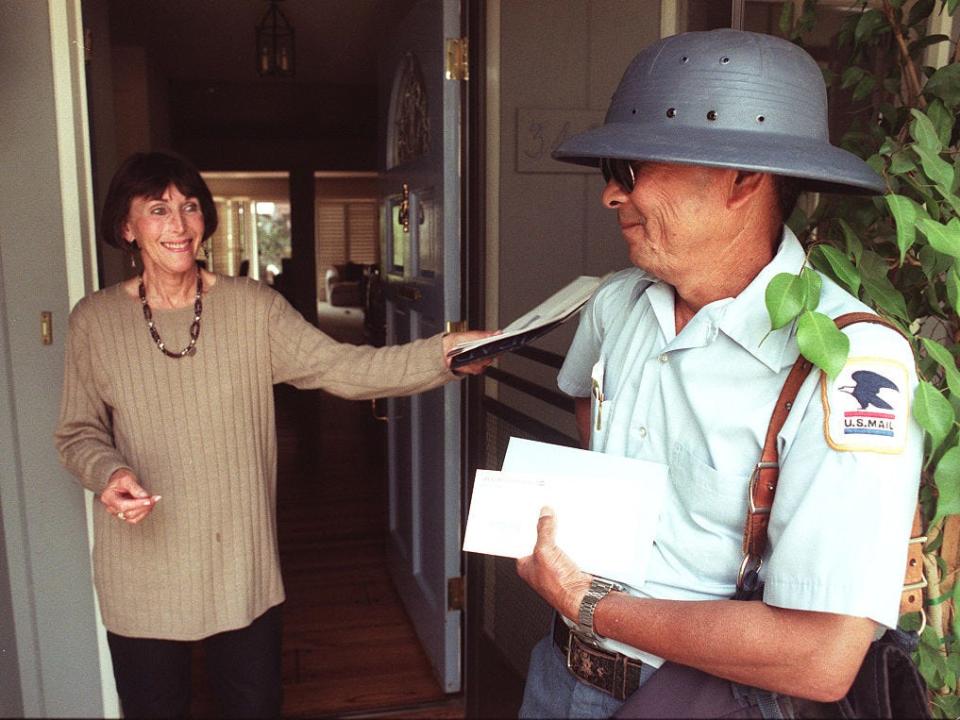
[737,553,763,590]
[747,461,779,514]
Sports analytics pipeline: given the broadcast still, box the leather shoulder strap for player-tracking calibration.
[741,312,925,616]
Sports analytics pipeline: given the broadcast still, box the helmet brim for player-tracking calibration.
[553,122,886,195]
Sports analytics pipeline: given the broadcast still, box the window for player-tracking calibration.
[315,200,379,300]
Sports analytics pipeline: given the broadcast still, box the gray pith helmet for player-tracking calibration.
[553,29,885,195]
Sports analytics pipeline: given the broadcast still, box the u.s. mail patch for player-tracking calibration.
[821,356,910,454]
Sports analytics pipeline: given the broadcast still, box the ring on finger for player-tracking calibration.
[117,511,127,521]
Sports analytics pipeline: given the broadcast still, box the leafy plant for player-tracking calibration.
[765,1,960,714]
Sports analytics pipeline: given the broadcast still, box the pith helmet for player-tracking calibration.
[553,29,884,194]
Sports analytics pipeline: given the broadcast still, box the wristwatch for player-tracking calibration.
[576,577,623,642]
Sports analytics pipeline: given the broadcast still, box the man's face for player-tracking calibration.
[602,161,732,286]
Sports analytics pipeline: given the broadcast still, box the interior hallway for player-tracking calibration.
[190,307,463,718]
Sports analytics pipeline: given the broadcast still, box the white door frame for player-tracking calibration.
[48,0,119,715]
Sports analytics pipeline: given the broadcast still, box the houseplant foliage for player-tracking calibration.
[766,0,960,713]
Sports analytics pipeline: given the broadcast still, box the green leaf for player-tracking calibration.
[926,63,960,109]
[934,444,960,522]
[915,381,956,453]
[796,310,849,380]
[889,152,917,175]
[927,99,955,147]
[915,145,956,194]
[910,109,943,153]
[778,0,793,35]
[858,252,910,321]
[814,245,861,296]
[919,244,954,280]
[841,65,865,89]
[948,265,960,315]
[855,8,887,44]
[934,693,960,720]
[885,194,922,262]
[922,338,960,398]
[852,74,877,101]
[800,267,822,311]
[765,272,806,330]
[950,0,960,14]
[918,218,960,258]
[838,219,864,262]
[907,0,935,27]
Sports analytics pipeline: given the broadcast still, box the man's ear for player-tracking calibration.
[727,170,768,209]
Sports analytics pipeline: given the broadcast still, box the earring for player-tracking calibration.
[198,239,209,261]
[128,238,138,270]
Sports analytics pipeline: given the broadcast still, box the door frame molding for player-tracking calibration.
[48,0,119,715]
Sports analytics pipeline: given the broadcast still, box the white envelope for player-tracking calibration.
[463,437,668,589]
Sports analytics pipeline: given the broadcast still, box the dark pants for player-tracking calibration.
[106,604,283,719]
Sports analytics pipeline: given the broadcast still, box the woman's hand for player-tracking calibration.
[516,507,593,620]
[442,330,499,375]
[100,468,161,525]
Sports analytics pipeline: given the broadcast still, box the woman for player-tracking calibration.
[55,152,490,718]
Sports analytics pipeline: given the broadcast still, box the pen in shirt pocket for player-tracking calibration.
[591,357,605,432]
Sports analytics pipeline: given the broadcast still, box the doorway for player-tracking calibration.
[80,0,463,715]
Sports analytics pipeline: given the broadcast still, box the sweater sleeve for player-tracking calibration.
[267,290,456,399]
[54,302,130,493]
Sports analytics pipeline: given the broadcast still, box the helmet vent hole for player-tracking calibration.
[706,110,718,121]
[680,56,689,63]
[632,108,637,115]
[720,56,730,64]
[666,108,677,118]
[756,115,765,123]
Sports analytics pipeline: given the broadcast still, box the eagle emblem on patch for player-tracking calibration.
[822,357,910,454]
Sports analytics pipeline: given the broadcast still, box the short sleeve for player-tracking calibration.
[557,291,603,398]
[763,326,922,628]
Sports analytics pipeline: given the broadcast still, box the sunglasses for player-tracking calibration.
[600,158,637,192]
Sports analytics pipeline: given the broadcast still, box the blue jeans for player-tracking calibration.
[519,633,657,718]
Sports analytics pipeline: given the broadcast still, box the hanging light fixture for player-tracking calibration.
[256,0,295,78]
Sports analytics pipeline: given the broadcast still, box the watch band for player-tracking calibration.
[576,577,622,641]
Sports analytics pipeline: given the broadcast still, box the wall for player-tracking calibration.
[0,2,104,717]
[480,0,663,689]
[494,0,661,437]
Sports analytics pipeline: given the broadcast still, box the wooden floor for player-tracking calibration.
[190,317,462,718]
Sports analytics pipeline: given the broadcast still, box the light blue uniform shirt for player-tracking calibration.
[558,228,922,665]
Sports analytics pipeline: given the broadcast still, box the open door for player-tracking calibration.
[379,0,465,694]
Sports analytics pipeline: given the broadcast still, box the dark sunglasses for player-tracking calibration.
[600,158,637,192]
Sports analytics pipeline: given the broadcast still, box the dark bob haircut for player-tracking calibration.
[99,151,218,250]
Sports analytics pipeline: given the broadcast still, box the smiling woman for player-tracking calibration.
[55,152,494,718]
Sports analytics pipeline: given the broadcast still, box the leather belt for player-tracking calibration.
[552,619,646,701]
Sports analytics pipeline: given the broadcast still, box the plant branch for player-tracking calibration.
[923,550,951,695]
[881,0,928,111]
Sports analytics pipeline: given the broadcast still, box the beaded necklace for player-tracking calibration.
[138,271,203,358]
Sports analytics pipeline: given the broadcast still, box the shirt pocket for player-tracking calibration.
[658,443,751,592]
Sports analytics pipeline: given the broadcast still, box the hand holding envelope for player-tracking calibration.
[462,438,669,589]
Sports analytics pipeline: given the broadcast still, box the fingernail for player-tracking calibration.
[152,495,162,502]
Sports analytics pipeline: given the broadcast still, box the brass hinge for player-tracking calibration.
[448,576,465,611]
[445,37,469,81]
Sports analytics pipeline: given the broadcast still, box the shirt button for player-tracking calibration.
[637,426,647,438]
[659,353,669,364]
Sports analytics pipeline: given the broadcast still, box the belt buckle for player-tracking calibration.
[565,630,616,697]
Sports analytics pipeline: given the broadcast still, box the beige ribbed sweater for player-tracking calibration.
[55,275,453,640]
